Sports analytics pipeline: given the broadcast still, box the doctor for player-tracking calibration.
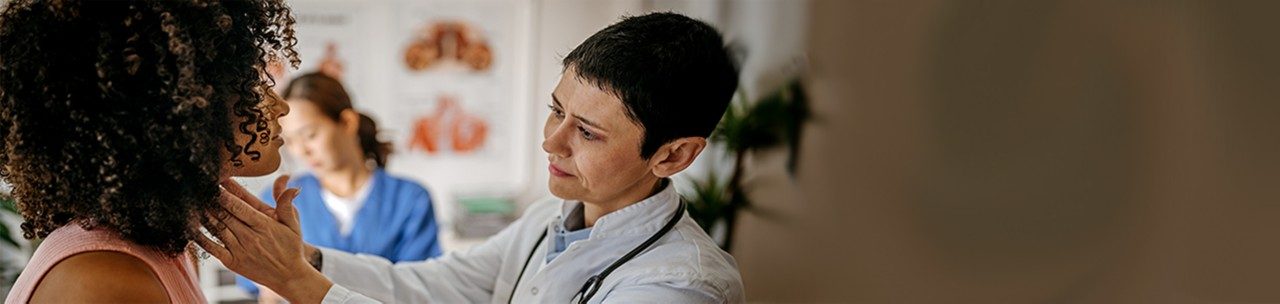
[199,12,744,303]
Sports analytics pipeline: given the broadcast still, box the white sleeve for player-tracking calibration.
[319,213,531,303]
[598,278,730,304]
[321,284,382,304]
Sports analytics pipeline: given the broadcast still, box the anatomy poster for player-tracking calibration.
[385,0,525,193]
[240,0,529,199]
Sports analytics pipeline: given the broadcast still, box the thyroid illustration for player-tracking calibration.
[408,95,489,155]
[403,20,493,72]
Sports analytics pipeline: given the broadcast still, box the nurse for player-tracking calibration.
[236,72,443,301]
[201,12,743,303]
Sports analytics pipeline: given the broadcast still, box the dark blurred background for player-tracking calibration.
[746,0,1280,302]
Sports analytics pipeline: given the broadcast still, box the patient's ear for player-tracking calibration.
[648,137,707,178]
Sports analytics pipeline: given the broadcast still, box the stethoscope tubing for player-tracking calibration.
[508,201,686,304]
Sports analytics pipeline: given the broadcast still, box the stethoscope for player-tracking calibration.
[508,201,686,304]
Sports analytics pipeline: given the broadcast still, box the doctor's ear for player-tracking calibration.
[648,137,707,178]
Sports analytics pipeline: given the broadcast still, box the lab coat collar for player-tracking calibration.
[555,179,680,239]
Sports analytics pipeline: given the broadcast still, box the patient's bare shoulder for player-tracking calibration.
[30,251,169,303]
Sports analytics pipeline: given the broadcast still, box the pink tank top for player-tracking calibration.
[5,224,206,303]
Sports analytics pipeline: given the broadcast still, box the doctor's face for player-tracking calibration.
[542,69,657,205]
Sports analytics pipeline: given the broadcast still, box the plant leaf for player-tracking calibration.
[1,196,20,247]
[681,172,730,233]
[0,224,16,248]
[0,197,15,213]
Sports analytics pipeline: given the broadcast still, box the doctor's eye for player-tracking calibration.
[578,126,597,141]
[548,104,565,119]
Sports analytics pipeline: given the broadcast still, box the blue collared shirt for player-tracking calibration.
[546,203,593,264]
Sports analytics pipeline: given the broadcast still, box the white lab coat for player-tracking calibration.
[318,182,745,303]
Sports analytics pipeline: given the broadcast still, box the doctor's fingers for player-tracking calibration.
[201,216,265,272]
[275,188,302,234]
[205,213,254,254]
[271,174,292,203]
[220,179,276,215]
[193,227,233,264]
[193,216,247,269]
[189,216,234,263]
[219,187,274,228]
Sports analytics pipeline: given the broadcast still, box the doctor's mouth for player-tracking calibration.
[549,164,575,177]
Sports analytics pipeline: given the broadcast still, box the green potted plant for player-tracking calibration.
[2,192,22,293]
[1,194,18,249]
[683,78,809,252]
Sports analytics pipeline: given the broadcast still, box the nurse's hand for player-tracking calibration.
[195,176,333,304]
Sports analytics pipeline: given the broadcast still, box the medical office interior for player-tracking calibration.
[3,0,1280,303]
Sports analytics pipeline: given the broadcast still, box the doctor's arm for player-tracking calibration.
[317,212,527,303]
[598,278,728,304]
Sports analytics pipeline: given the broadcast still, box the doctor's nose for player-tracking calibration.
[542,123,571,159]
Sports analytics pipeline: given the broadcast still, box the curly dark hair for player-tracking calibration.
[0,0,298,256]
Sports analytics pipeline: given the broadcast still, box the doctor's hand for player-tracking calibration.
[195,176,333,304]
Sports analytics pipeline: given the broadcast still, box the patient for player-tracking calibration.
[0,0,298,302]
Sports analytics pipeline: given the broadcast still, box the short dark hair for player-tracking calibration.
[0,0,297,256]
[563,12,738,159]
[282,72,393,167]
